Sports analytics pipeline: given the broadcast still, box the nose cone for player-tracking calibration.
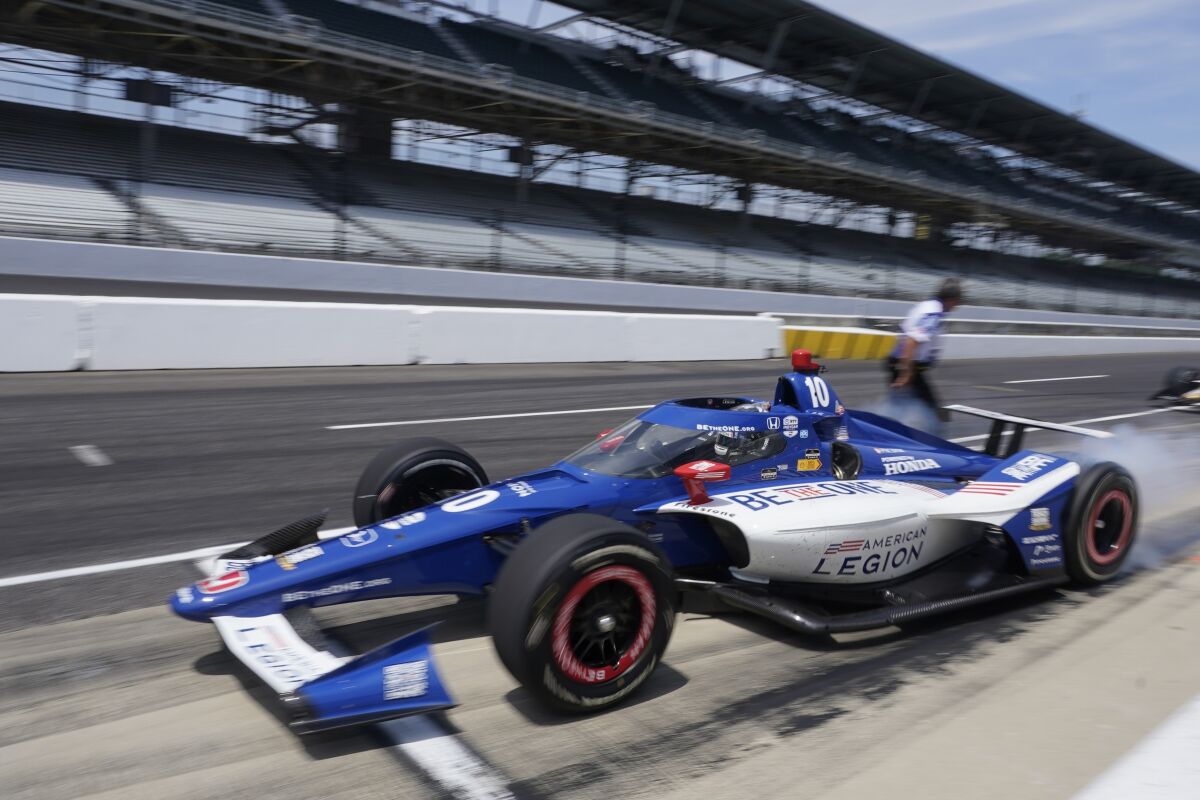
[169,569,250,621]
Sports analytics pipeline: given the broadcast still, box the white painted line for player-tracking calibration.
[1003,374,1109,384]
[949,408,1176,444]
[0,526,355,588]
[327,404,655,431]
[1073,693,1200,800]
[69,444,113,467]
[380,716,514,800]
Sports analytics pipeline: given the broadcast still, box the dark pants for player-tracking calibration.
[885,357,948,422]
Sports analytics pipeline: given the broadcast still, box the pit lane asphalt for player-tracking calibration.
[1,353,1199,800]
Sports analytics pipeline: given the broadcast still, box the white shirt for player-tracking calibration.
[892,298,946,363]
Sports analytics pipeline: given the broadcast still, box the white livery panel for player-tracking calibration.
[658,469,1075,584]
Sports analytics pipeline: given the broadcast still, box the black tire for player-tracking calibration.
[1064,463,1138,586]
[489,514,676,714]
[353,437,487,528]
[1165,367,1200,395]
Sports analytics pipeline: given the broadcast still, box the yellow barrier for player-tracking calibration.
[782,326,896,361]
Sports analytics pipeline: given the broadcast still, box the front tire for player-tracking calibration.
[489,514,676,713]
[353,437,487,527]
[1064,463,1138,585]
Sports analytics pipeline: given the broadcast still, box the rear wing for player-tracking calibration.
[945,404,1112,458]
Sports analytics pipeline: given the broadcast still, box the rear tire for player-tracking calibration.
[1064,463,1138,585]
[1165,367,1200,396]
[353,437,487,528]
[489,514,676,713]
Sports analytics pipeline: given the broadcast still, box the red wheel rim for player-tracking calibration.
[550,565,656,685]
[1085,489,1132,566]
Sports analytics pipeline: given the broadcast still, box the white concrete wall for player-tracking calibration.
[0,294,780,371]
[415,307,630,364]
[87,298,417,370]
[626,314,780,361]
[0,294,80,371]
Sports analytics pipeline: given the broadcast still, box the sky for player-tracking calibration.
[500,0,1200,171]
[810,0,1200,169]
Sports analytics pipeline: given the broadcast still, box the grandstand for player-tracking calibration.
[1,0,1199,317]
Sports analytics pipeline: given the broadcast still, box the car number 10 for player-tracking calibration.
[804,376,830,408]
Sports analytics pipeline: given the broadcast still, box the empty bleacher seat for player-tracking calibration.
[0,167,131,241]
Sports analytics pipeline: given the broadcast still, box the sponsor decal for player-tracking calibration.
[1029,507,1052,531]
[696,423,756,432]
[276,545,323,571]
[805,448,821,460]
[874,447,905,454]
[880,455,914,463]
[384,513,427,532]
[883,458,940,476]
[760,467,779,481]
[726,481,897,511]
[835,425,849,441]
[959,481,1021,496]
[226,620,329,689]
[689,460,719,471]
[441,489,501,513]
[198,570,248,595]
[696,506,738,519]
[796,458,822,471]
[1032,543,1063,556]
[1022,534,1058,545]
[383,661,429,700]
[767,416,781,430]
[220,557,265,571]
[340,529,378,548]
[175,586,194,603]
[782,415,799,439]
[380,511,426,529]
[814,527,928,576]
[507,481,537,498]
[1030,556,1063,568]
[799,429,810,439]
[1001,453,1059,481]
[281,577,392,603]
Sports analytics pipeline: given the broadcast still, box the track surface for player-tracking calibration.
[2,353,1199,799]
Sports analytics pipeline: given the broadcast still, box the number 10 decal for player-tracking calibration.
[804,376,830,408]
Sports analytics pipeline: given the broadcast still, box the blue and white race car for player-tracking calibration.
[171,351,1138,731]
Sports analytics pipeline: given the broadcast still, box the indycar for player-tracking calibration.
[171,350,1138,731]
[1151,366,1200,407]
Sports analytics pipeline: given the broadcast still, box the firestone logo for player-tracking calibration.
[1002,453,1058,481]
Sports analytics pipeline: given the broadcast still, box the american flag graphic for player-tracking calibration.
[959,482,1021,496]
[825,539,865,555]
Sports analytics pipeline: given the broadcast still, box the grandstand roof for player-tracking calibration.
[553,0,1200,207]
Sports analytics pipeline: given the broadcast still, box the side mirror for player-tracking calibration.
[673,460,731,506]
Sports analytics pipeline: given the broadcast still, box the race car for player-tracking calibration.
[171,350,1138,732]
[1151,366,1200,406]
